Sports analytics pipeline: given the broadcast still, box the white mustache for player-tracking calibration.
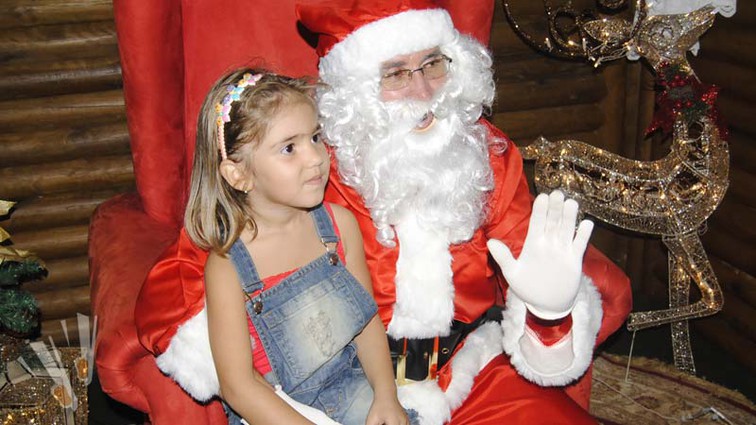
[384,100,433,130]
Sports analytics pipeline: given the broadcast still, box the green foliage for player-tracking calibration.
[0,259,47,287]
[0,288,39,335]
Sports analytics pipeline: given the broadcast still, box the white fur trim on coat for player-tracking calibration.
[501,275,602,386]
[397,322,503,425]
[319,9,457,83]
[388,213,454,338]
[155,306,219,402]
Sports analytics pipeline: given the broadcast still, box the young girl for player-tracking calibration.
[184,68,412,425]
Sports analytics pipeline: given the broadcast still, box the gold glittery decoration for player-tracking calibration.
[0,348,88,424]
[634,6,718,69]
[73,357,87,382]
[502,1,648,63]
[520,5,727,374]
[0,336,23,378]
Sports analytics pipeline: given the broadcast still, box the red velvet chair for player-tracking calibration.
[89,1,495,424]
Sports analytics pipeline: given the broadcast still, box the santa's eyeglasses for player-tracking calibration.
[380,55,452,91]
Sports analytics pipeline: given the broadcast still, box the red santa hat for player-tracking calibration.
[296,0,458,83]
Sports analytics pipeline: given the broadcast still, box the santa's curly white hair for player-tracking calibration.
[317,32,498,247]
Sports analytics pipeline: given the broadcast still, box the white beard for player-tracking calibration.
[358,99,492,248]
[338,96,493,337]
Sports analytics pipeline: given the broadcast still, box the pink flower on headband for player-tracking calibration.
[216,73,263,160]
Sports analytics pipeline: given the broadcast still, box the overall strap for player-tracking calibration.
[228,238,264,294]
[310,203,339,251]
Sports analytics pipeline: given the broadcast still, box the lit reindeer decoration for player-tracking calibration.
[502,0,731,373]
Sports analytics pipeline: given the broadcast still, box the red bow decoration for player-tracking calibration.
[645,62,728,140]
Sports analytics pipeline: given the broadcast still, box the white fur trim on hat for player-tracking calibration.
[501,275,603,386]
[319,9,458,83]
[155,306,219,402]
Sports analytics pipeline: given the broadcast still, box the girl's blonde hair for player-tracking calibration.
[185,68,315,253]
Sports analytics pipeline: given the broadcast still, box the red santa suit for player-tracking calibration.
[323,121,632,423]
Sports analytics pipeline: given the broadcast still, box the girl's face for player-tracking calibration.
[245,100,329,210]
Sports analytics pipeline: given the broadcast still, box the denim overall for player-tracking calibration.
[224,205,379,425]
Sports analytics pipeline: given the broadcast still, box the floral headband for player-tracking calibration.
[215,73,264,160]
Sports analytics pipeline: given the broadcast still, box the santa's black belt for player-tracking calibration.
[387,312,493,385]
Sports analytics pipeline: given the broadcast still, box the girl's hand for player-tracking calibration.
[366,394,410,425]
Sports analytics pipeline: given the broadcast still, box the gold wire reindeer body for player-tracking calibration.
[505,2,730,373]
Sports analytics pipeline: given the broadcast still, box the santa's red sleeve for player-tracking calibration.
[135,229,220,402]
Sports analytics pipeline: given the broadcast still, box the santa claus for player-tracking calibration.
[297,0,632,423]
[135,1,632,424]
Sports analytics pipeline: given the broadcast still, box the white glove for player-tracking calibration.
[487,191,593,320]
[273,385,341,425]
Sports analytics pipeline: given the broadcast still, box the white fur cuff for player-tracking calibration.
[501,275,602,386]
[155,306,220,402]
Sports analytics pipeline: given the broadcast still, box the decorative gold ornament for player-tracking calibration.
[0,200,44,266]
[0,348,86,424]
[509,2,729,374]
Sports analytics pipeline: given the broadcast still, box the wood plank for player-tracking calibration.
[0,0,113,29]
[707,197,756,245]
[0,21,117,66]
[727,130,756,175]
[3,189,129,232]
[491,103,605,141]
[704,224,756,278]
[494,55,596,82]
[718,94,756,138]
[490,19,547,56]
[10,224,90,261]
[693,317,756,376]
[0,89,125,131]
[0,122,130,167]
[699,22,756,67]
[493,0,554,19]
[40,315,93,346]
[0,58,121,100]
[35,284,90,321]
[725,166,756,208]
[721,291,756,342]
[0,56,119,77]
[691,56,756,104]
[495,73,606,112]
[711,257,756,310]
[25,256,90,292]
[0,155,134,199]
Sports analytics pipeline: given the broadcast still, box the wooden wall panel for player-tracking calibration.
[0,0,133,345]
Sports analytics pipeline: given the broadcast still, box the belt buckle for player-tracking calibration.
[428,336,439,380]
[395,337,439,386]
[396,353,409,386]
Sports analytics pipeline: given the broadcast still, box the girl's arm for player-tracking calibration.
[205,252,314,425]
[332,205,408,425]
